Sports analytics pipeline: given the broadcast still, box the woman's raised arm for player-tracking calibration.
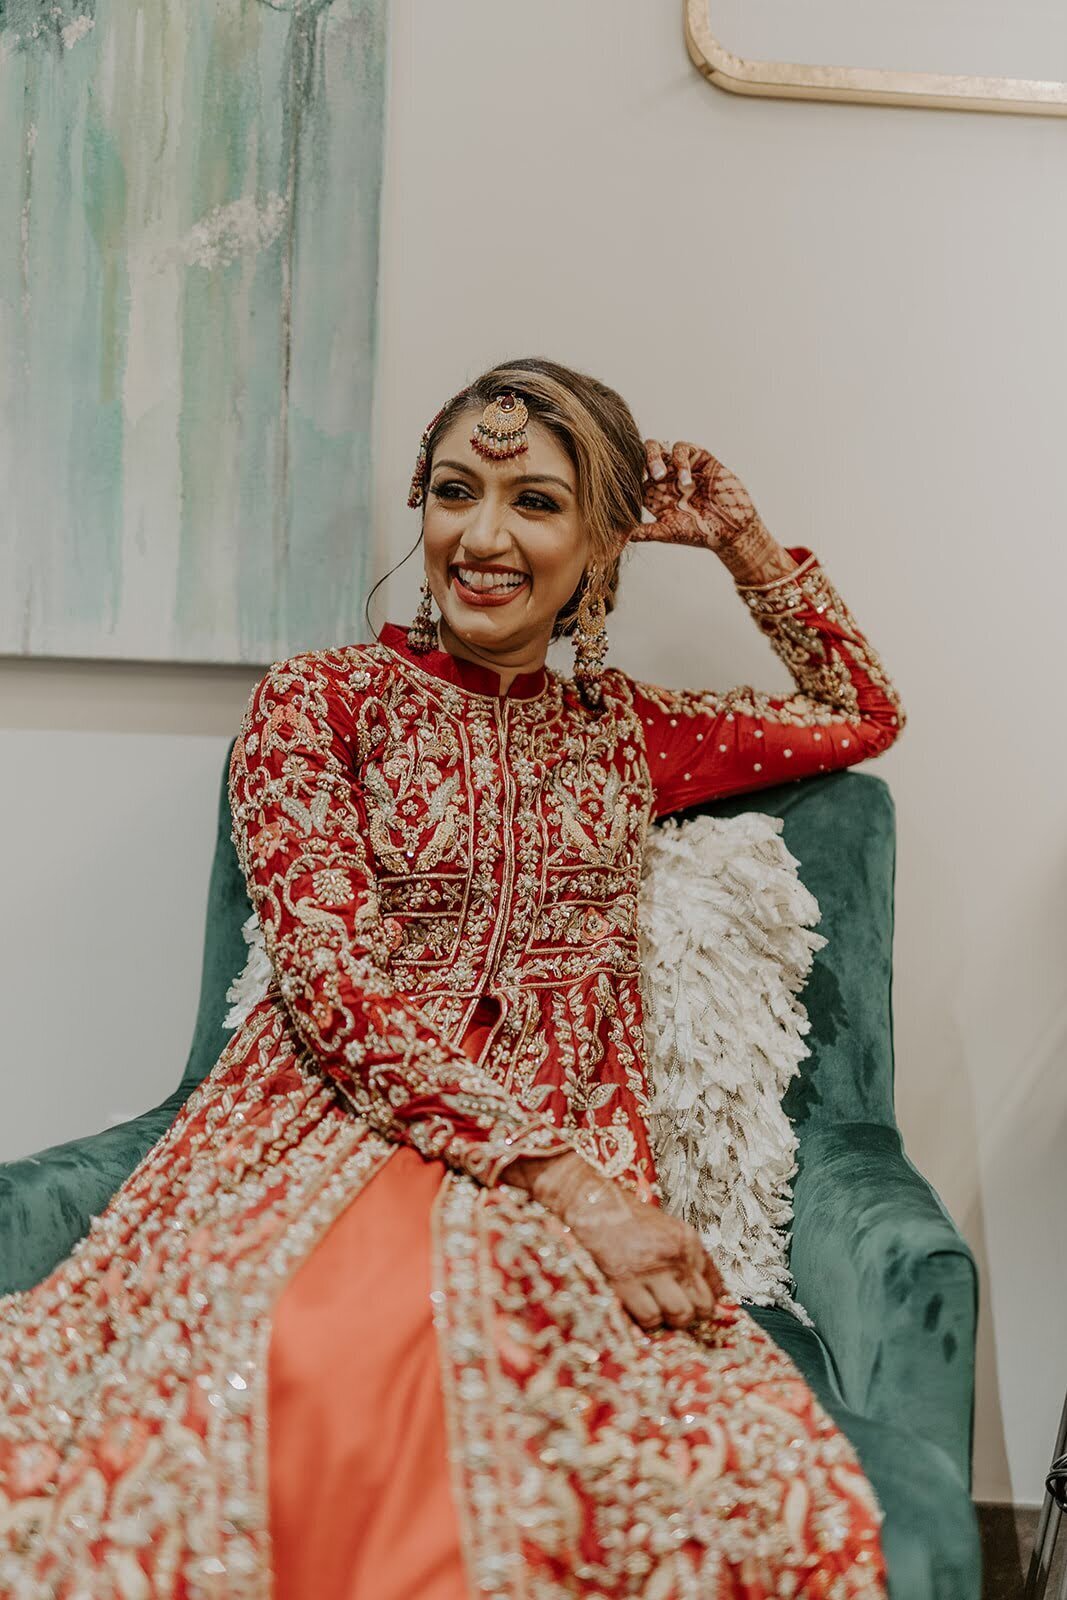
[228,653,575,1184]
[626,441,905,817]
[628,545,905,818]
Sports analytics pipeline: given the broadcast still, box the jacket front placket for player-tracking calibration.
[451,692,521,1065]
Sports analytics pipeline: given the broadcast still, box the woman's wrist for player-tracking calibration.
[719,523,798,587]
[499,1153,562,1194]
[500,1151,608,1214]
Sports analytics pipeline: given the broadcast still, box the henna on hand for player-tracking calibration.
[631,439,794,585]
[722,527,799,586]
[502,1151,724,1331]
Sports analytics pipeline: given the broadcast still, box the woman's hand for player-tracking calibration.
[624,439,797,586]
[503,1152,723,1332]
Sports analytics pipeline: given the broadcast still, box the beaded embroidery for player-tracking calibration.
[0,548,900,1595]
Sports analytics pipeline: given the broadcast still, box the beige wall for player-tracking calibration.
[2,0,1064,1506]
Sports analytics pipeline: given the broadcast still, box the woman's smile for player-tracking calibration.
[449,562,531,606]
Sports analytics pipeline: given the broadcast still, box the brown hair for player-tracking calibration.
[420,357,645,639]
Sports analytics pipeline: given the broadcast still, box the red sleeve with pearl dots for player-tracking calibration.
[627,547,906,820]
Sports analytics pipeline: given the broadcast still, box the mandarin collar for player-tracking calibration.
[378,621,549,701]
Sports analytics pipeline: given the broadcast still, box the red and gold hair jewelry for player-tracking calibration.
[470,391,530,462]
[406,404,447,509]
[406,390,532,509]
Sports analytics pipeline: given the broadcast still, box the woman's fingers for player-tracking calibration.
[678,1226,724,1308]
[671,441,694,492]
[644,1271,696,1328]
[644,438,670,483]
[615,1276,662,1330]
[678,1231,717,1315]
[615,1272,704,1332]
[686,1266,713,1317]
[701,1252,724,1303]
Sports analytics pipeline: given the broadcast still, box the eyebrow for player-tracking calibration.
[433,459,575,494]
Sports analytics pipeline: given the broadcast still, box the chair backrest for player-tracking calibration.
[178,744,254,1095]
[696,772,898,1136]
[179,746,899,1140]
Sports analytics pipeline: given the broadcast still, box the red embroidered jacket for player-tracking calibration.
[228,547,904,1192]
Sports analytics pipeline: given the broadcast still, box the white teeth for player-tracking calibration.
[455,566,528,593]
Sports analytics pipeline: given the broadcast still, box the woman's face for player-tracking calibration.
[422,411,589,661]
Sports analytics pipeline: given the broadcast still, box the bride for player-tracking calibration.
[0,356,903,1598]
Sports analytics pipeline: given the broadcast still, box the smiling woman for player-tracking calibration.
[0,354,905,1599]
[400,358,648,700]
[429,425,585,635]
[394,357,801,705]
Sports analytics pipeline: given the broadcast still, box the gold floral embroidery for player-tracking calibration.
[432,1174,886,1598]
[637,556,906,733]
[0,555,899,1596]
[0,1012,397,1596]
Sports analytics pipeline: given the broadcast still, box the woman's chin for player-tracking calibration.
[441,606,546,658]
[444,593,532,634]
[445,612,515,648]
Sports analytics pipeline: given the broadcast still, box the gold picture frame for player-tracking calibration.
[685,0,1067,118]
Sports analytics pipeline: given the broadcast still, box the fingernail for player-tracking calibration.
[679,468,693,487]
[651,461,666,480]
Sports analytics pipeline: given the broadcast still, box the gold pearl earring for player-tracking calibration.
[407,577,437,653]
[572,568,608,707]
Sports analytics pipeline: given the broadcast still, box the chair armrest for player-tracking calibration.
[788,1120,978,1489]
[0,1091,188,1297]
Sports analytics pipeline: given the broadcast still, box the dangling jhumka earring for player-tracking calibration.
[572,567,609,708]
[407,576,438,654]
[406,400,449,651]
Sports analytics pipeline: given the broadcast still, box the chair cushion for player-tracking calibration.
[0,1092,188,1297]
[177,745,254,1095]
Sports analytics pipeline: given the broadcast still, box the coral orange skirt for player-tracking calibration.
[267,1002,501,1599]
[267,1145,463,1600]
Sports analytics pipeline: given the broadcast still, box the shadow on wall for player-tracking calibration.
[893,808,1010,1501]
[971,998,1067,1510]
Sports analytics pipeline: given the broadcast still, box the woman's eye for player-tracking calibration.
[431,481,472,502]
[517,493,559,513]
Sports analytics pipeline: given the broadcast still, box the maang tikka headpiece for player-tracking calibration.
[406,390,531,509]
[470,391,530,462]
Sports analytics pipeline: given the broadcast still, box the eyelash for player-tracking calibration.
[431,481,560,514]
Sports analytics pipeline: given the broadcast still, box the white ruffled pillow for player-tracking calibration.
[223,912,273,1031]
[638,811,826,1322]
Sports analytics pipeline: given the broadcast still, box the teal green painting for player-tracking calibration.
[0,0,386,663]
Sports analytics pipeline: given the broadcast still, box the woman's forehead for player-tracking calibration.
[433,412,574,484]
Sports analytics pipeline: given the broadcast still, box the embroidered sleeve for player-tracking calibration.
[228,653,575,1184]
[629,547,906,819]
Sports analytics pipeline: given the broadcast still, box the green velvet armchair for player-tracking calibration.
[0,753,981,1599]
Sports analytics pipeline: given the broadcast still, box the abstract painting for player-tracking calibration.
[0,0,386,663]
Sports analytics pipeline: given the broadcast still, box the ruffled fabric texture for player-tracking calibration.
[224,812,825,1321]
[638,812,826,1323]
[223,911,272,1030]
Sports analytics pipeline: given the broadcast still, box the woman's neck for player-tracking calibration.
[436,618,549,696]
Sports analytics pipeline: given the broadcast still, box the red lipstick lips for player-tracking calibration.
[449,565,530,608]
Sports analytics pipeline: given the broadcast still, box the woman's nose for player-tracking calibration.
[460,499,513,557]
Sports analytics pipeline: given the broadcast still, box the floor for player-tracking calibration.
[980,1504,1065,1600]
